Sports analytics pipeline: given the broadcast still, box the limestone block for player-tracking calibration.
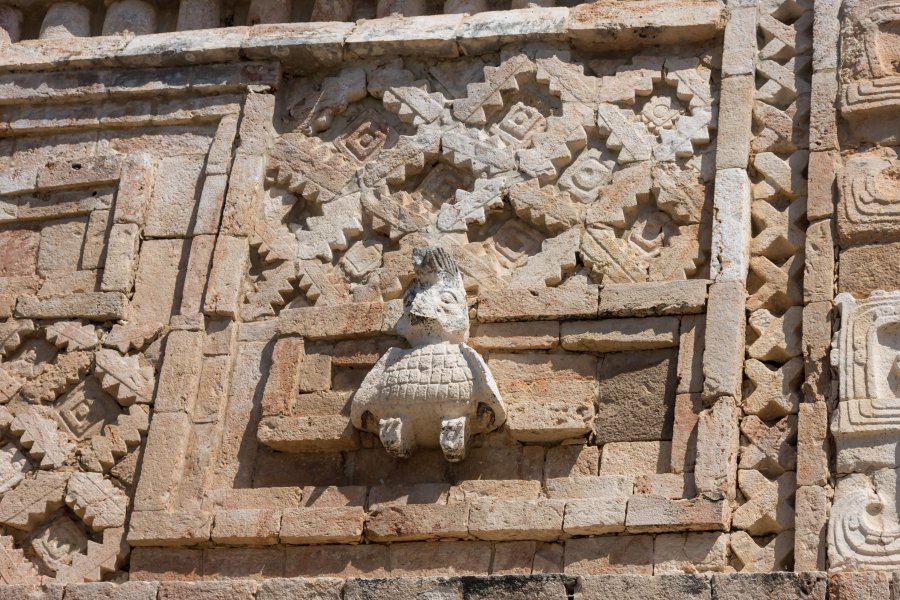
[176,0,221,30]
[16,293,127,322]
[561,317,679,352]
[203,236,249,318]
[563,535,653,575]
[635,473,695,500]
[257,578,343,600]
[839,242,900,296]
[133,412,191,512]
[390,542,492,577]
[544,445,599,478]
[0,6,22,45]
[546,476,629,535]
[739,415,797,476]
[470,321,559,351]
[311,0,353,21]
[828,573,891,600]
[258,415,359,452]
[65,582,157,600]
[449,480,541,502]
[595,349,676,443]
[577,574,711,599]
[103,0,157,35]
[598,281,708,317]
[653,532,728,574]
[280,507,364,544]
[155,330,204,414]
[715,75,754,170]
[201,547,285,580]
[144,154,205,238]
[721,7,757,77]
[797,401,829,487]
[37,218,87,276]
[211,509,281,545]
[804,220,835,304]
[477,281,598,322]
[247,0,291,24]
[40,2,91,38]
[671,394,701,473]
[794,485,828,572]
[702,281,746,400]
[130,547,201,581]
[128,510,212,546]
[365,503,469,542]
[456,7,568,54]
[489,352,595,443]
[709,168,751,283]
[802,301,833,405]
[625,494,730,532]
[260,336,304,417]
[694,397,739,499]
[468,499,563,541]
[100,223,140,293]
[600,441,671,475]
[807,150,837,221]
[157,582,256,600]
[711,573,826,600]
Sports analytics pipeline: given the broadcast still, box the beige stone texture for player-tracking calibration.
[797,401,829,487]
[795,485,828,572]
[468,499,564,541]
[597,281,708,317]
[653,532,728,574]
[839,242,900,297]
[694,397,739,499]
[670,394,701,473]
[544,444,600,479]
[469,321,559,351]
[563,535,653,575]
[477,284,598,322]
[365,503,469,542]
[489,352,596,442]
[600,441,672,475]
[280,507,364,544]
[716,76,754,170]
[702,282,746,400]
[388,541,491,577]
[595,349,676,443]
[211,509,281,545]
[577,574,711,599]
[561,317,679,352]
[828,573,891,600]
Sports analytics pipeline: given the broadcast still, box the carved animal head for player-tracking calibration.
[397,247,469,345]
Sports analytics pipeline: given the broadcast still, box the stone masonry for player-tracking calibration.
[0,0,894,596]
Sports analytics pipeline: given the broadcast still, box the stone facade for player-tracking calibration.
[0,0,892,595]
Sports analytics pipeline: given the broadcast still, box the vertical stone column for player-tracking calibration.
[0,5,23,45]
[376,0,428,17]
[444,0,489,13]
[102,0,158,35]
[311,0,353,21]
[40,2,92,39]
[247,0,291,24]
[176,0,221,31]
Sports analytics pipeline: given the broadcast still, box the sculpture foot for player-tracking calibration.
[440,416,468,462]
[379,416,413,459]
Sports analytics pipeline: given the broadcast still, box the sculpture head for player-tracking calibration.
[397,247,469,346]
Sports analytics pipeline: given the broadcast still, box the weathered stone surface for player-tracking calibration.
[595,349,676,443]
[561,317,679,352]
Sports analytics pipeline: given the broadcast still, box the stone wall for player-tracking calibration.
[0,0,888,593]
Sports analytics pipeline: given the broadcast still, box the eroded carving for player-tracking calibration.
[350,247,506,462]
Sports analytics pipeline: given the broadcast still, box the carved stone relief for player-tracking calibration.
[350,247,506,461]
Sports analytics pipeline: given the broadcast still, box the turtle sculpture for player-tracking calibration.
[350,246,507,462]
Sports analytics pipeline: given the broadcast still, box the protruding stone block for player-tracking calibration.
[40,2,92,39]
[103,0,158,35]
[176,0,221,30]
